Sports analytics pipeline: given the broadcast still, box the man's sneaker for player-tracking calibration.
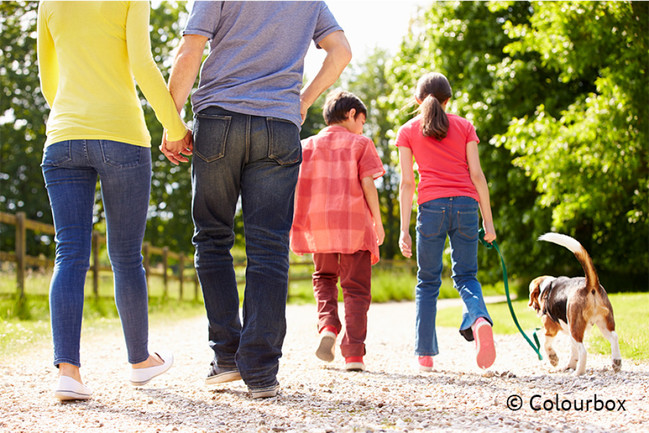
[473,317,496,369]
[249,383,279,399]
[345,356,365,372]
[315,326,337,362]
[205,360,242,385]
[418,355,433,372]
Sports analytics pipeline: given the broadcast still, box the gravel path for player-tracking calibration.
[1,300,647,432]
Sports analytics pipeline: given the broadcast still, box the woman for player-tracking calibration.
[37,1,192,401]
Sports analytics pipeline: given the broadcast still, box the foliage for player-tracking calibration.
[0,1,196,257]
[341,49,404,259]
[1,1,647,293]
[142,1,195,255]
[494,1,649,278]
[0,1,52,257]
[385,0,648,292]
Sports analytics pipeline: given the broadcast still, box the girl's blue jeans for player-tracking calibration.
[41,140,152,367]
[415,196,492,356]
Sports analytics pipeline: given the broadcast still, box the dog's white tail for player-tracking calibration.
[538,233,601,293]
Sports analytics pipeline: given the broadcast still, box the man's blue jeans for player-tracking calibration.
[41,140,152,367]
[415,196,493,356]
[191,107,301,389]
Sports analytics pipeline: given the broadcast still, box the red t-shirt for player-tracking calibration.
[395,113,480,205]
[290,125,385,264]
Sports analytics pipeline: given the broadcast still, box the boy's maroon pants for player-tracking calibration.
[312,250,372,358]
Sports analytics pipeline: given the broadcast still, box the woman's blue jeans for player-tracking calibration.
[415,196,492,356]
[191,107,301,389]
[42,140,152,367]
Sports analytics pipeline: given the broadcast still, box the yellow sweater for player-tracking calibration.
[37,1,187,147]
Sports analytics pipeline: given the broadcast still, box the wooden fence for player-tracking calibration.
[0,211,314,301]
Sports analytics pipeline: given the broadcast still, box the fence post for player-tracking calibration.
[92,231,100,299]
[15,212,26,299]
[142,242,150,297]
[162,246,169,299]
[178,254,184,301]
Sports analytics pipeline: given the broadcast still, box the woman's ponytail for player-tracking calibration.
[415,72,452,140]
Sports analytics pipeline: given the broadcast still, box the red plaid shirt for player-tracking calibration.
[290,125,385,264]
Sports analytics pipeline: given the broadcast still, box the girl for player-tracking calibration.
[396,72,497,371]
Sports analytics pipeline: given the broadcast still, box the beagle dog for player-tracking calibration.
[528,233,621,375]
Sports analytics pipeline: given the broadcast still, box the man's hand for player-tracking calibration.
[300,30,351,124]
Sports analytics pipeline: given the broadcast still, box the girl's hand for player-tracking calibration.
[482,223,497,244]
[399,231,412,258]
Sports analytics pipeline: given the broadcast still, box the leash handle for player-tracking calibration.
[478,228,494,249]
[479,229,543,360]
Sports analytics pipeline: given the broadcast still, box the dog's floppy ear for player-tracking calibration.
[528,276,546,313]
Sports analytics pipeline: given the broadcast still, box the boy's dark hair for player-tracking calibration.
[416,72,452,140]
[323,89,367,125]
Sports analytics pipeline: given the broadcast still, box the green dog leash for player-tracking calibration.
[478,229,543,361]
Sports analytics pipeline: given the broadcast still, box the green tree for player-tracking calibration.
[141,1,194,255]
[342,49,401,259]
[0,1,195,258]
[385,0,648,291]
[0,1,51,256]
[386,0,544,285]
[494,1,648,284]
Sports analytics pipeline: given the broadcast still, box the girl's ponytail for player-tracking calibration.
[415,73,452,140]
[420,95,448,140]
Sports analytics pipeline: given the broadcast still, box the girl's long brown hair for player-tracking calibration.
[416,72,452,140]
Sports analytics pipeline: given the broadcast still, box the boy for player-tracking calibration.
[290,90,385,371]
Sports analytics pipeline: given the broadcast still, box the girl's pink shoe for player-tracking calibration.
[473,318,496,369]
[418,355,433,372]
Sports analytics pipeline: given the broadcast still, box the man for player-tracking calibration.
[161,1,351,398]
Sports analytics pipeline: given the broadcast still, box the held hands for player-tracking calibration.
[399,231,412,258]
[160,129,193,165]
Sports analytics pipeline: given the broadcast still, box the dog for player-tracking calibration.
[528,233,621,375]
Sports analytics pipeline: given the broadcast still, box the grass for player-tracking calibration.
[3,268,646,361]
[0,268,206,358]
[288,264,506,304]
[436,292,649,361]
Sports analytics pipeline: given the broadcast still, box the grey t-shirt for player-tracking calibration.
[184,1,342,127]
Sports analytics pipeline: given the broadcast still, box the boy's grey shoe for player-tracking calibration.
[249,383,280,399]
[205,361,242,385]
[315,330,336,362]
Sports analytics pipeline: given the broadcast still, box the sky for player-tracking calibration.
[303,0,433,79]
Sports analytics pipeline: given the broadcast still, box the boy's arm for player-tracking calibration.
[466,140,496,243]
[398,147,415,258]
[361,176,385,246]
